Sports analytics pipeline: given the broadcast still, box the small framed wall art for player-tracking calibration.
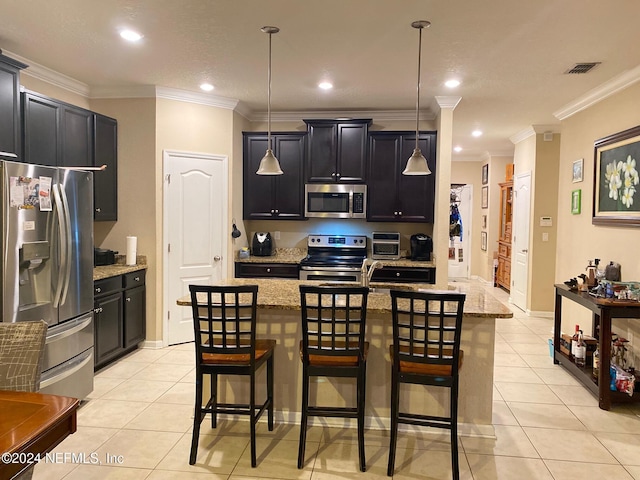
[482,164,489,185]
[571,189,582,215]
[572,158,583,183]
[481,231,487,251]
[481,186,488,209]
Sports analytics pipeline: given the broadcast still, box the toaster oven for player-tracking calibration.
[371,232,401,260]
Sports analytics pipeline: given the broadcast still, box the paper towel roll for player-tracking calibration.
[126,236,137,266]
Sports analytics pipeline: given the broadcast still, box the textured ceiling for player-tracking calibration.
[2,0,640,159]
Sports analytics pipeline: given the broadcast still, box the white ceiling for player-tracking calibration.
[2,0,640,160]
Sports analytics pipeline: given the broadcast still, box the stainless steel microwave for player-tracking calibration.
[304,184,367,219]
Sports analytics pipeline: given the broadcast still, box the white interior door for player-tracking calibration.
[163,150,228,346]
[511,172,531,311]
[448,184,472,279]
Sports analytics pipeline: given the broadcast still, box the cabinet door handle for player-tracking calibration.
[336,173,341,179]
[95,287,101,293]
[393,211,398,216]
[134,276,140,282]
[398,211,403,216]
[266,268,271,273]
[126,297,131,302]
[275,209,279,214]
[95,207,101,213]
[270,209,275,214]
[331,173,336,177]
[396,272,401,277]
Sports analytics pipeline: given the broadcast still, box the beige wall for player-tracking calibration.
[556,81,640,347]
[530,134,560,312]
[90,98,158,339]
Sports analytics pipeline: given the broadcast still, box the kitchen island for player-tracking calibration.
[177,279,512,437]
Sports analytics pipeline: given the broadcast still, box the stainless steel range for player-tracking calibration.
[299,234,367,283]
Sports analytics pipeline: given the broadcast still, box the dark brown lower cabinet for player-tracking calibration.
[235,262,299,279]
[370,266,435,284]
[94,270,146,370]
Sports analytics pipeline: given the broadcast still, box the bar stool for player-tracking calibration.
[188,284,275,468]
[387,289,466,479]
[298,285,369,471]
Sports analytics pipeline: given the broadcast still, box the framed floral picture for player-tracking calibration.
[571,189,581,214]
[593,125,640,225]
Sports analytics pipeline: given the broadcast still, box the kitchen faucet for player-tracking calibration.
[361,258,382,287]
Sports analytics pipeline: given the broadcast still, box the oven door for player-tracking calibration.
[300,267,361,283]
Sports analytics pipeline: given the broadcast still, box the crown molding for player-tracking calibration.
[434,96,462,110]
[510,127,536,144]
[155,87,239,109]
[249,109,436,123]
[554,64,640,120]
[531,124,561,134]
[6,49,90,97]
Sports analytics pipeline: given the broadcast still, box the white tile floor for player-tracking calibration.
[32,281,640,479]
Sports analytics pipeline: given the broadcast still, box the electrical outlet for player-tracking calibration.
[274,231,281,240]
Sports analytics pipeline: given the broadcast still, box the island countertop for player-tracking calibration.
[176,278,512,318]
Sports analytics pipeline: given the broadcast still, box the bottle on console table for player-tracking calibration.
[571,324,580,359]
[575,330,586,368]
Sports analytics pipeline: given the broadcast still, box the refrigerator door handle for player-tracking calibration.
[59,184,73,306]
[52,184,67,308]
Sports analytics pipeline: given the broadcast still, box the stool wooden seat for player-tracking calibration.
[298,285,369,471]
[188,285,275,468]
[387,289,466,479]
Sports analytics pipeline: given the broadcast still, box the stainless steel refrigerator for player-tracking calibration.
[0,160,94,399]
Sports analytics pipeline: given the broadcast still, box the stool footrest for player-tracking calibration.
[307,406,358,418]
[398,412,453,430]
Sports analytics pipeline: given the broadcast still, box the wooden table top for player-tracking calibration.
[0,390,79,479]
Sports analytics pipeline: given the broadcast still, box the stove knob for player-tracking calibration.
[359,239,364,244]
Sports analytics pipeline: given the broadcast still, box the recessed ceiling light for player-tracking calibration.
[318,82,333,90]
[472,130,483,137]
[454,146,463,152]
[445,79,461,88]
[120,29,143,42]
[200,83,214,92]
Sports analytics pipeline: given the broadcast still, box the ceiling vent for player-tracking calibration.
[565,62,601,74]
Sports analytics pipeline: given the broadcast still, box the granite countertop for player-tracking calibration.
[176,278,512,318]
[235,248,435,268]
[93,255,148,281]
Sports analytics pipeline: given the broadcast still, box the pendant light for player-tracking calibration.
[402,20,432,176]
[256,26,283,175]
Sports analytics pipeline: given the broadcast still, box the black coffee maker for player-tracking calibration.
[252,232,274,256]
[410,233,432,261]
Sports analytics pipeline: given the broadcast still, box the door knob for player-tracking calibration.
[214,255,221,261]
[522,249,528,253]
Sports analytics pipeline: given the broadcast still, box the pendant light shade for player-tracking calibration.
[256,26,283,175]
[402,20,432,176]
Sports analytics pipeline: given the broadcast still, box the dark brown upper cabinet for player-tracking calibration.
[304,119,371,183]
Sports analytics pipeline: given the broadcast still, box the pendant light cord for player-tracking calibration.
[415,25,422,151]
[267,31,273,152]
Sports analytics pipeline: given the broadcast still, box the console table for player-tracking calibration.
[554,284,640,410]
[0,391,79,479]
